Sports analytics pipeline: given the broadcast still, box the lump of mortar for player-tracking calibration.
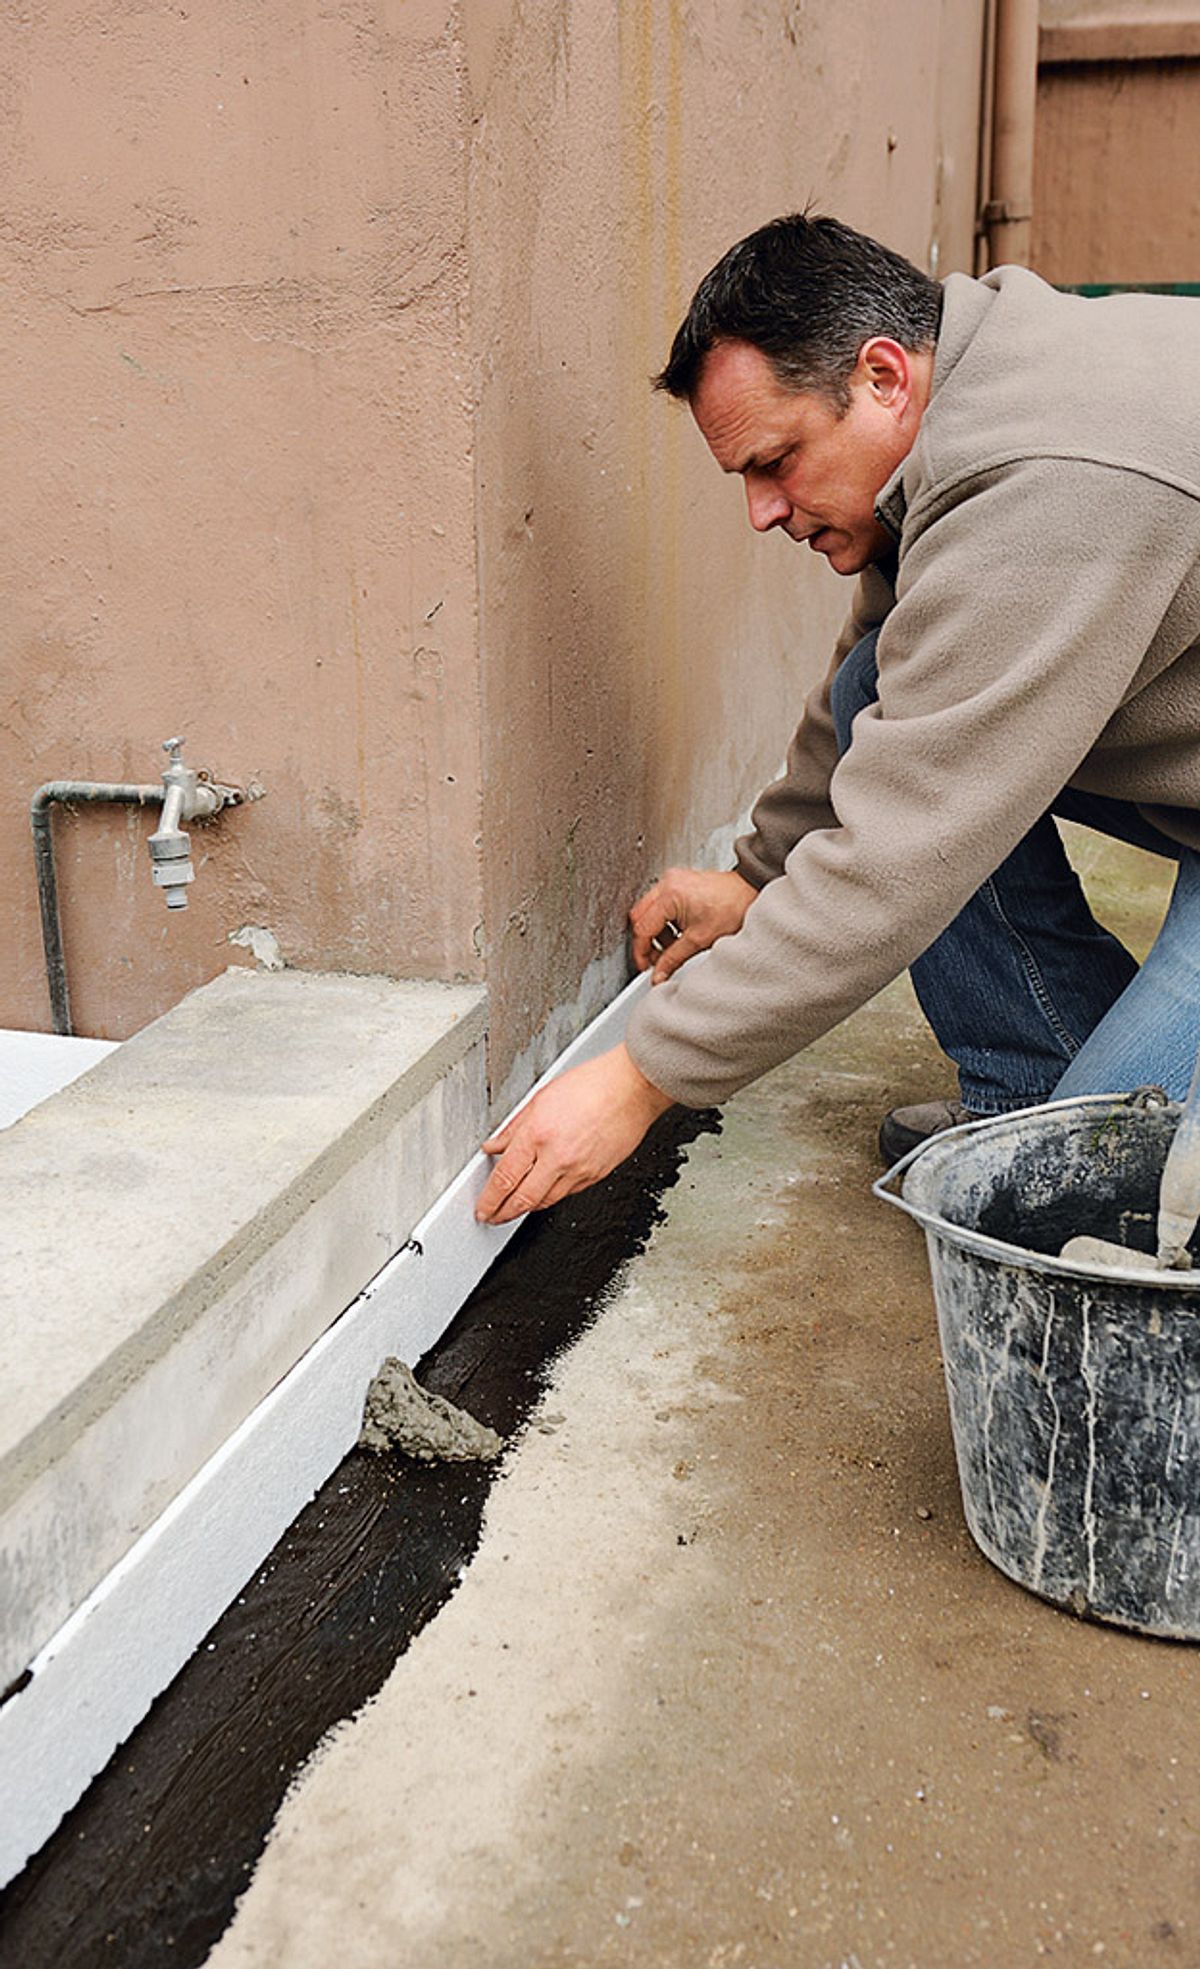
[358,1357,504,1463]
[1059,1234,1159,1273]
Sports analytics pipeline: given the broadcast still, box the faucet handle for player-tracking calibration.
[162,735,186,764]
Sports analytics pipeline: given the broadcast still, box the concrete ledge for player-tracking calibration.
[0,969,488,1692]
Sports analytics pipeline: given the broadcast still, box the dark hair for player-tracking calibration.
[654,212,943,410]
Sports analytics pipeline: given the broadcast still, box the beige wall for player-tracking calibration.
[467,0,986,1097]
[1033,8,1200,283]
[2,0,987,1097]
[1,2,483,1038]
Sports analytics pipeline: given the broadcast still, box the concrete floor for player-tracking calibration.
[209,833,1199,1969]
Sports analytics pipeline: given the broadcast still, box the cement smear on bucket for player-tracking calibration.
[1059,1232,1161,1272]
[358,1358,503,1462]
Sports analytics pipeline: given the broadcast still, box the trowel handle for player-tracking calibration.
[1157,1046,1200,1266]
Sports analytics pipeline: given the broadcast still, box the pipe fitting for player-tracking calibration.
[148,739,198,909]
[146,737,256,910]
[31,736,265,1033]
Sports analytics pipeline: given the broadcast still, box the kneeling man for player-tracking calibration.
[477,213,1200,1225]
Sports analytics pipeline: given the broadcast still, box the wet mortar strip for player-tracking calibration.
[0,1105,719,1969]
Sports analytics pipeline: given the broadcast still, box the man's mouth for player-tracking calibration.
[806,529,835,554]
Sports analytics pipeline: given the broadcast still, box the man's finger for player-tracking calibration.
[475,1143,537,1220]
[651,930,697,984]
[629,880,675,927]
[487,1178,547,1225]
[628,882,666,930]
[630,903,682,972]
[480,1153,556,1225]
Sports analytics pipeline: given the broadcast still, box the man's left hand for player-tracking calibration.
[474,1044,674,1225]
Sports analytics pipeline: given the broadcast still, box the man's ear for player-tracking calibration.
[856,337,913,415]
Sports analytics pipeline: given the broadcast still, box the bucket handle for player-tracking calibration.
[871,1090,1188,1274]
[873,1090,1172,1226]
[871,1112,993,1225]
[873,1141,931,1216]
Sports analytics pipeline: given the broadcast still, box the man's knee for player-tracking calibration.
[829,627,881,756]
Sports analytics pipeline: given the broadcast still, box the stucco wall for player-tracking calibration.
[2,0,986,1091]
[468,0,986,1099]
[1,1,483,1039]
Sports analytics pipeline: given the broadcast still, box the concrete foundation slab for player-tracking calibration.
[0,971,650,1886]
[0,969,488,1692]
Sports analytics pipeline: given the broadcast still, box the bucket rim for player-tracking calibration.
[872,1091,1199,1286]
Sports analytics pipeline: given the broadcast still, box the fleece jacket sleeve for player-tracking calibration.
[627,457,1200,1108]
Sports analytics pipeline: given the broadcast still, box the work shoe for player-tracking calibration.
[878,1098,982,1166]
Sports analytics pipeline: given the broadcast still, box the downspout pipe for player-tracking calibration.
[984,0,1039,268]
[31,783,164,1036]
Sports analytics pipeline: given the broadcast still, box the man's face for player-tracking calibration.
[690,336,923,576]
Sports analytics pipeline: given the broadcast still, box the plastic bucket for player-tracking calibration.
[875,1092,1200,1638]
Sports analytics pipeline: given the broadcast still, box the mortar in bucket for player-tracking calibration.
[876,1088,1200,1638]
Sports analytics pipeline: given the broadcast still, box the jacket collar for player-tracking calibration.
[874,461,907,541]
[872,271,999,547]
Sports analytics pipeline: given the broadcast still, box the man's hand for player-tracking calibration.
[475,1045,674,1225]
[630,868,758,983]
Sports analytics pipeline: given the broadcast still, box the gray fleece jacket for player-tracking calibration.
[625,265,1200,1109]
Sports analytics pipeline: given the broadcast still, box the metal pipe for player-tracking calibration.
[984,0,1039,267]
[31,740,263,1034]
[30,783,164,1036]
[974,0,998,275]
[159,780,185,836]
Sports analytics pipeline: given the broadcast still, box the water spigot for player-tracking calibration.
[146,735,261,910]
[148,738,197,908]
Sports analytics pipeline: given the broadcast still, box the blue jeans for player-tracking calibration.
[829,629,1200,1112]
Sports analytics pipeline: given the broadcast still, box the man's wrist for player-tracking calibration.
[616,1043,674,1119]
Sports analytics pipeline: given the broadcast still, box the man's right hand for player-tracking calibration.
[629,868,758,983]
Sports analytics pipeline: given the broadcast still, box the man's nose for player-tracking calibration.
[744,476,789,532]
